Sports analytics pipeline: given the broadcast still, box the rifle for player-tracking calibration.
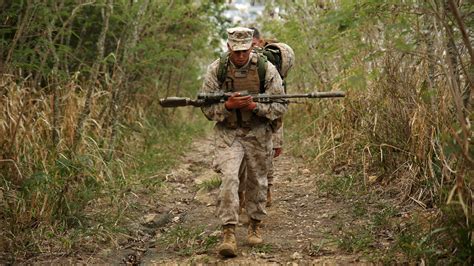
[159,91,345,108]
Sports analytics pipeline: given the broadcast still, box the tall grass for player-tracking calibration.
[0,74,210,257]
[265,0,472,262]
[283,50,471,263]
[0,1,226,258]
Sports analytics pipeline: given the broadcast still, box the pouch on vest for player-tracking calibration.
[219,53,263,128]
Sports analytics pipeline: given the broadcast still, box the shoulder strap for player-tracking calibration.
[257,54,267,93]
[217,52,229,85]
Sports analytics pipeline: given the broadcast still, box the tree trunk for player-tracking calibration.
[447,0,473,110]
[107,0,149,161]
[73,0,112,152]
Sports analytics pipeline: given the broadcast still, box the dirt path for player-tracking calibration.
[104,135,370,264]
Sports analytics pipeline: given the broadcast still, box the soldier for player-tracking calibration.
[251,27,283,207]
[200,27,287,257]
[238,27,285,211]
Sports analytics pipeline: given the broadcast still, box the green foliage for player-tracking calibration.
[251,243,273,253]
[381,216,451,264]
[371,204,396,229]
[0,113,208,257]
[2,0,472,262]
[318,174,359,199]
[198,176,222,191]
[131,110,210,188]
[159,225,219,256]
[0,0,228,258]
[259,1,472,262]
[439,205,474,264]
[337,226,375,254]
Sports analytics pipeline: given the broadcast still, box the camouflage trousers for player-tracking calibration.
[239,148,275,195]
[213,128,272,225]
[267,148,275,186]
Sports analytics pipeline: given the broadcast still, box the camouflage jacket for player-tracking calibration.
[200,56,288,146]
[272,125,283,149]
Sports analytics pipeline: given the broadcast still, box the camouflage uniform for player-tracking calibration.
[238,40,290,209]
[267,125,283,187]
[200,54,287,225]
[238,125,282,207]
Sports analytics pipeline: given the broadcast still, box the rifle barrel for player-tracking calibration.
[253,91,345,99]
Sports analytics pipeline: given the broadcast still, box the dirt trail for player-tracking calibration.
[105,135,368,264]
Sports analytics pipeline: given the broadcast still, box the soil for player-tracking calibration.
[103,135,372,265]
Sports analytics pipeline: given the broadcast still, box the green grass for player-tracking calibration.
[1,110,211,259]
[308,239,338,256]
[159,225,219,256]
[337,226,375,253]
[351,200,368,217]
[371,204,396,229]
[251,243,273,253]
[317,173,363,199]
[131,112,210,187]
[197,176,222,191]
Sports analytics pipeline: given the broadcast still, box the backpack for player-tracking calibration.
[260,42,295,81]
[217,42,295,92]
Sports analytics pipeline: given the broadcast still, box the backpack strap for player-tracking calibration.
[217,52,229,86]
[257,54,267,93]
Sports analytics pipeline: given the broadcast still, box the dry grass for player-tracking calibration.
[284,38,472,261]
[0,73,138,256]
[0,72,210,260]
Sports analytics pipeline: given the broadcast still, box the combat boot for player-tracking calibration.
[266,185,272,207]
[218,224,237,257]
[247,218,263,245]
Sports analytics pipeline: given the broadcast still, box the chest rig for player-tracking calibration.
[218,52,267,128]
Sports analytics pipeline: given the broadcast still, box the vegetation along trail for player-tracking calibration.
[100,134,396,264]
[1,1,472,264]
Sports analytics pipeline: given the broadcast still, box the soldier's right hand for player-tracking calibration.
[225,92,252,110]
[273,148,282,157]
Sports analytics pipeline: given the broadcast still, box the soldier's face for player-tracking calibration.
[228,45,252,68]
